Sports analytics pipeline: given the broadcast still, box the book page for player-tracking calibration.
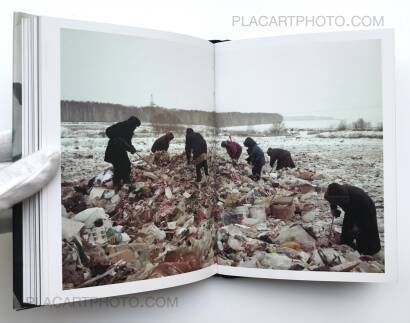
[214,30,396,282]
[38,16,217,303]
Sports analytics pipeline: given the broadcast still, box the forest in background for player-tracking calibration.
[61,100,283,127]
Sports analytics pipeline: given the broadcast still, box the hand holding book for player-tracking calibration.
[0,130,60,212]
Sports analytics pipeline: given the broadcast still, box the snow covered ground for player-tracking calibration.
[219,119,342,133]
[62,122,383,200]
[61,122,216,182]
[61,121,384,236]
[61,122,384,273]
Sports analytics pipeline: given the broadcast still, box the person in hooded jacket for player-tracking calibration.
[243,137,266,181]
[151,132,174,153]
[221,140,242,164]
[324,183,381,255]
[104,116,141,191]
[267,148,296,170]
[185,128,208,182]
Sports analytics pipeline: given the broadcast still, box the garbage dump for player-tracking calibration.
[61,124,385,287]
[214,154,385,273]
[62,151,216,289]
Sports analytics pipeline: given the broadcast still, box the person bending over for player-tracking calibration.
[267,148,295,170]
[243,137,265,181]
[151,132,174,153]
[324,183,381,255]
[221,140,242,164]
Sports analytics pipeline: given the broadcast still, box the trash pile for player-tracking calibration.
[215,156,385,273]
[61,151,215,289]
[61,145,385,289]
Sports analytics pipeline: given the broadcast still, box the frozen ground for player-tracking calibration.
[214,134,384,272]
[62,122,383,208]
[61,122,384,279]
[220,118,342,133]
[61,122,216,182]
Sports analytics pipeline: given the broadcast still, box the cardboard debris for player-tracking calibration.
[214,154,384,273]
[62,151,215,289]
[61,144,385,288]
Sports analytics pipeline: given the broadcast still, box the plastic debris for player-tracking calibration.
[62,217,84,242]
[61,126,385,288]
[61,151,215,288]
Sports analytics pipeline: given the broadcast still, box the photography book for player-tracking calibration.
[12,12,397,308]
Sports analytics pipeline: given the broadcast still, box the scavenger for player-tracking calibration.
[151,132,174,153]
[104,116,141,192]
[243,137,266,181]
[267,148,295,170]
[185,128,208,183]
[221,140,242,164]
[324,183,381,255]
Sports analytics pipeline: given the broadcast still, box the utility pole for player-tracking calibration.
[150,94,156,107]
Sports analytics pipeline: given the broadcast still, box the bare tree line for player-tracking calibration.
[61,100,283,128]
[337,118,383,131]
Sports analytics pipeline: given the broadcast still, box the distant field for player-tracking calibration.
[219,119,340,133]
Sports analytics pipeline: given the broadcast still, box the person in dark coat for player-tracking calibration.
[243,137,266,181]
[104,116,141,191]
[221,140,242,163]
[267,148,295,170]
[324,183,381,255]
[151,132,174,153]
[185,128,208,182]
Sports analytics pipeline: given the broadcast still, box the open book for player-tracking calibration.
[13,12,397,308]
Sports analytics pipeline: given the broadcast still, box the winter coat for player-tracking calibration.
[243,137,266,167]
[104,118,140,164]
[185,131,207,163]
[151,133,174,153]
[224,141,242,160]
[267,148,295,170]
[325,183,381,255]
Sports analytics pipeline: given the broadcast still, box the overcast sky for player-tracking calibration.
[61,28,214,110]
[216,38,382,123]
[62,29,382,123]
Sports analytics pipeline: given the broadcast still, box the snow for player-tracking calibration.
[61,121,384,274]
[219,119,342,132]
[61,121,384,228]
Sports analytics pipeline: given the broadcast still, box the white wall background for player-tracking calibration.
[0,0,409,322]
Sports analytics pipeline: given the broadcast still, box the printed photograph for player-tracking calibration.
[60,29,218,289]
[214,39,385,273]
[60,29,385,291]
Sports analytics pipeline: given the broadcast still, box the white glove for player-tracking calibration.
[0,130,60,232]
